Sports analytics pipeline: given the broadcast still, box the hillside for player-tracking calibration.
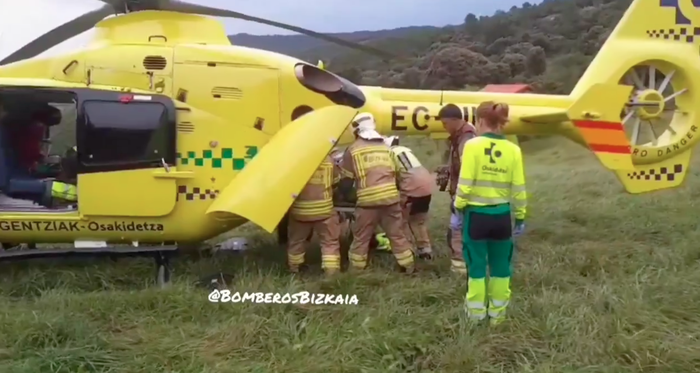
[281,0,632,94]
[228,26,441,59]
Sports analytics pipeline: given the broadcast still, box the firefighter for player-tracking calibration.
[287,153,342,275]
[437,103,476,275]
[384,136,434,259]
[339,113,415,273]
[278,106,316,248]
[454,101,527,326]
[285,106,342,275]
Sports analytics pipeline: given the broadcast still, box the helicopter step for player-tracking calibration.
[0,244,177,288]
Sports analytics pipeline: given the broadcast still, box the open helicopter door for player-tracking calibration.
[75,90,180,217]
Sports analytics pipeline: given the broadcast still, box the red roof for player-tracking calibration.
[481,84,532,93]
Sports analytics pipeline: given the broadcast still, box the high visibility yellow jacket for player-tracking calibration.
[290,155,340,221]
[454,133,527,220]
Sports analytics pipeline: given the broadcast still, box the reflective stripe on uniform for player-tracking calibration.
[288,253,305,265]
[290,200,334,218]
[390,146,422,171]
[393,249,414,267]
[465,300,487,320]
[349,145,400,205]
[455,194,509,205]
[321,254,341,270]
[291,158,336,220]
[349,252,368,269]
[465,277,487,319]
[456,179,526,205]
[355,183,397,204]
[458,178,526,193]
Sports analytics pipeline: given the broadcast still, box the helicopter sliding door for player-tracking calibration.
[75,89,179,217]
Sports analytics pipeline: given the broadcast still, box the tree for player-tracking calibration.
[526,46,547,76]
[464,13,480,35]
[483,62,512,83]
[337,67,363,85]
[506,42,535,55]
[531,34,551,51]
[464,13,478,24]
[424,47,491,89]
[401,67,424,89]
[501,53,527,76]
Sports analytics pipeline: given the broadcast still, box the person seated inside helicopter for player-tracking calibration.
[0,104,77,209]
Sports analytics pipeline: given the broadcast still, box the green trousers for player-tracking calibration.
[462,204,514,324]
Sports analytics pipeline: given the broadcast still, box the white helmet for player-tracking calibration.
[352,113,383,140]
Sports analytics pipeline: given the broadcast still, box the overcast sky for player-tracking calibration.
[0,0,541,60]
[211,0,541,35]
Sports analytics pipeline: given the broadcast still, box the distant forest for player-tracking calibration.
[229,0,632,94]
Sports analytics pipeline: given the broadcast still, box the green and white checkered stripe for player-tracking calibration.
[176,146,258,170]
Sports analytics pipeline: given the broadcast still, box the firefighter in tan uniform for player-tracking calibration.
[384,136,434,259]
[340,113,415,273]
[437,104,476,275]
[287,154,342,275]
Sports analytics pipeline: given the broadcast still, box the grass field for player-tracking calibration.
[0,137,699,373]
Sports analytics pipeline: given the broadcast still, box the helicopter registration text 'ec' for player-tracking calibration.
[0,0,696,252]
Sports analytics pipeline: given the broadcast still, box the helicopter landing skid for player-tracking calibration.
[0,246,178,288]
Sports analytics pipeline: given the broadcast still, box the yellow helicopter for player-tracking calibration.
[0,0,694,284]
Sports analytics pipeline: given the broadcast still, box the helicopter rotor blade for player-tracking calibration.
[161,0,394,59]
[0,3,115,66]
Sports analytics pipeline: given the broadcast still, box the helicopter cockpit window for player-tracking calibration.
[81,101,170,166]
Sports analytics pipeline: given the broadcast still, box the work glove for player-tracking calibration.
[434,165,449,190]
[513,220,525,236]
[449,210,463,230]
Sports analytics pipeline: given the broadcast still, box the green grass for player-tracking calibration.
[1,137,700,372]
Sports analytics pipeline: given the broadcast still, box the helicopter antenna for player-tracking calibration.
[0,0,394,66]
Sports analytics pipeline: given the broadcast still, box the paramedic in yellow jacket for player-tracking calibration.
[340,113,415,273]
[454,101,527,326]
